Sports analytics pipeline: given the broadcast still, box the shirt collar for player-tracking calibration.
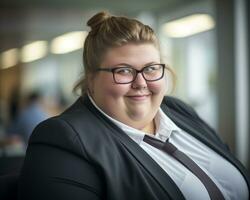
[154,108,181,142]
[88,93,181,144]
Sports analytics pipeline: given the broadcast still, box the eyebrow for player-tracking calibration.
[112,62,159,68]
[144,62,158,66]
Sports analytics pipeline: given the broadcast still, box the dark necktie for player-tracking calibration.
[143,135,225,200]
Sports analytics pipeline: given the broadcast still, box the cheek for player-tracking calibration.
[93,74,127,96]
[148,79,167,94]
[104,84,130,98]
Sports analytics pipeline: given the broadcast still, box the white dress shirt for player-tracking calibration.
[88,95,249,200]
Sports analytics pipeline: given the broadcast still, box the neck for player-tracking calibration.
[141,120,156,135]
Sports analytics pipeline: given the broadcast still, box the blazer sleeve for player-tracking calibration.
[18,118,104,200]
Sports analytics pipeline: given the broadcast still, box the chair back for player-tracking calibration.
[0,156,24,200]
[0,173,19,200]
[0,156,24,176]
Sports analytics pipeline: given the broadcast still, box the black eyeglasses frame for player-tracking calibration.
[96,63,166,84]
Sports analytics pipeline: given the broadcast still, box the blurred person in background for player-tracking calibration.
[7,91,49,145]
[0,89,26,157]
[18,11,249,200]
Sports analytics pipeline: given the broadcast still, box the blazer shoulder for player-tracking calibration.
[162,96,199,119]
[29,116,89,159]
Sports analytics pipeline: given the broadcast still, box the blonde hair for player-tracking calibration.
[74,11,174,95]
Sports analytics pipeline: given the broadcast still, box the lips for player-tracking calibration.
[126,93,151,101]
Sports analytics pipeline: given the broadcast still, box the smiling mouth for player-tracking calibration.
[126,94,151,101]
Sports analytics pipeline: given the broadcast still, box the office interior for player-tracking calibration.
[0,0,249,172]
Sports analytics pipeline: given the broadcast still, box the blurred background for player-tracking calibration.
[0,0,249,174]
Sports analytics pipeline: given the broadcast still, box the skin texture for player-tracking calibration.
[89,43,167,134]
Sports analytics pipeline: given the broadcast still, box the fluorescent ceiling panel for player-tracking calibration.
[162,14,215,38]
[21,41,48,63]
[51,31,88,54]
[1,48,19,69]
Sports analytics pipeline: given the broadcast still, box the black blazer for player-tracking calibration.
[18,96,249,200]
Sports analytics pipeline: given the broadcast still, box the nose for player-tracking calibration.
[131,72,147,89]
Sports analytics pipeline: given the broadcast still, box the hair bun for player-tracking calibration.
[87,11,111,31]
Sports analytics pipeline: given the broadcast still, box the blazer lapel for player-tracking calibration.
[115,131,185,200]
[162,103,250,188]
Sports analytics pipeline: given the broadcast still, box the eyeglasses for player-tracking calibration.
[96,64,165,84]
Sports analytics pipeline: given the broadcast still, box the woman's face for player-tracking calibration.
[89,43,167,130]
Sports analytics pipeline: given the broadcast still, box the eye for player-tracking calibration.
[144,65,160,73]
[115,67,133,75]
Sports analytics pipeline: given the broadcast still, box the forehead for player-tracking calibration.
[100,43,160,67]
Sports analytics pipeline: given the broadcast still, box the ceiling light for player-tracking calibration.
[21,41,48,63]
[1,48,19,69]
[162,14,215,38]
[51,31,87,54]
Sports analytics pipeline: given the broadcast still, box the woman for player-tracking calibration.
[19,11,249,200]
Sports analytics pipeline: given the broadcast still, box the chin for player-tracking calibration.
[127,109,151,121]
